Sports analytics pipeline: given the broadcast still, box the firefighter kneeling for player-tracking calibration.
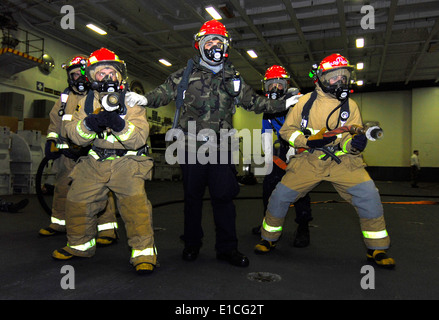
[52,48,157,275]
[255,53,395,269]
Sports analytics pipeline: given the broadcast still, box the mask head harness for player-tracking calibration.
[263,65,290,100]
[315,53,354,101]
[194,20,231,66]
[62,55,89,93]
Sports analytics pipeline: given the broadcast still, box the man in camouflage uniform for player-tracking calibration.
[128,20,299,267]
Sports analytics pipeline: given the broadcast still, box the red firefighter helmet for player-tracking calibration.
[86,47,127,82]
[62,55,87,73]
[317,53,353,76]
[316,53,354,100]
[263,65,290,99]
[264,65,290,81]
[62,54,88,93]
[194,20,230,50]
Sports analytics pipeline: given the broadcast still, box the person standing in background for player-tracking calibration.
[410,150,420,188]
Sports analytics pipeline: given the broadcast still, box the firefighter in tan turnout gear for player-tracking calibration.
[255,53,395,268]
[52,48,157,275]
[39,55,118,246]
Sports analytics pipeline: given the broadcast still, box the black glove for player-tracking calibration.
[306,128,337,149]
[99,111,125,132]
[351,134,367,152]
[84,114,106,133]
[44,140,61,160]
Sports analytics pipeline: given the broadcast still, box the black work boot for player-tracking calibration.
[292,222,310,248]
[216,249,249,267]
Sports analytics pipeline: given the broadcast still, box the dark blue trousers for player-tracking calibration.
[180,151,240,253]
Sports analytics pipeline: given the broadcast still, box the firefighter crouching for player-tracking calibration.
[255,53,395,269]
[52,48,157,275]
[39,55,118,245]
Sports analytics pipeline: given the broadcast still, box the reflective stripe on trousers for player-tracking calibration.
[67,238,96,252]
[131,246,157,259]
[51,216,66,226]
[362,229,388,239]
[262,218,282,233]
[97,222,118,232]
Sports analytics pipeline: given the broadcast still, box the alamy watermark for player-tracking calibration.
[60,265,75,290]
[60,5,75,30]
[360,5,375,30]
[360,265,375,290]
[60,4,375,31]
[165,121,274,175]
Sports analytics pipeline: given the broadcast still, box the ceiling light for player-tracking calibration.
[159,59,172,67]
[205,6,222,20]
[356,38,364,48]
[356,80,364,86]
[246,50,258,59]
[356,62,364,70]
[86,23,107,35]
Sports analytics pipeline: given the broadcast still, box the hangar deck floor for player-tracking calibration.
[1,180,438,304]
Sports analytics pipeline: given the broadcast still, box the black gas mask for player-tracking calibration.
[92,74,127,113]
[264,79,288,100]
[68,75,89,93]
[90,75,121,93]
[318,69,352,101]
[199,35,229,66]
[204,44,225,64]
[266,87,285,100]
[325,79,349,101]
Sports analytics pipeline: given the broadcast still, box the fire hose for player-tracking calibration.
[273,124,384,168]
[322,124,383,141]
[36,156,53,216]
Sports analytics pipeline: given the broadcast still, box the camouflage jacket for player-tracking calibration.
[145,56,286,134]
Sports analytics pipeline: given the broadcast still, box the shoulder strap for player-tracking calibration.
[172,59,194,128]
[338,99,350,126]
[84,90,95,115]
[300,90,317,130]
[300,91,351,130]
[58,87,71,117]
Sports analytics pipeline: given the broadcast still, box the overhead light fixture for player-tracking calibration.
[246,50,258,59]
[86,23,107,35]
[356,38,364,48]
[205,6,222,20]
[356,62,364,70]
[356,80,364,86]
[159,59,172,67]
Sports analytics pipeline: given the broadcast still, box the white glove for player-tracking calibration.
[285,94,303,109]
[285,147,296,163]
[125,92,148,107]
